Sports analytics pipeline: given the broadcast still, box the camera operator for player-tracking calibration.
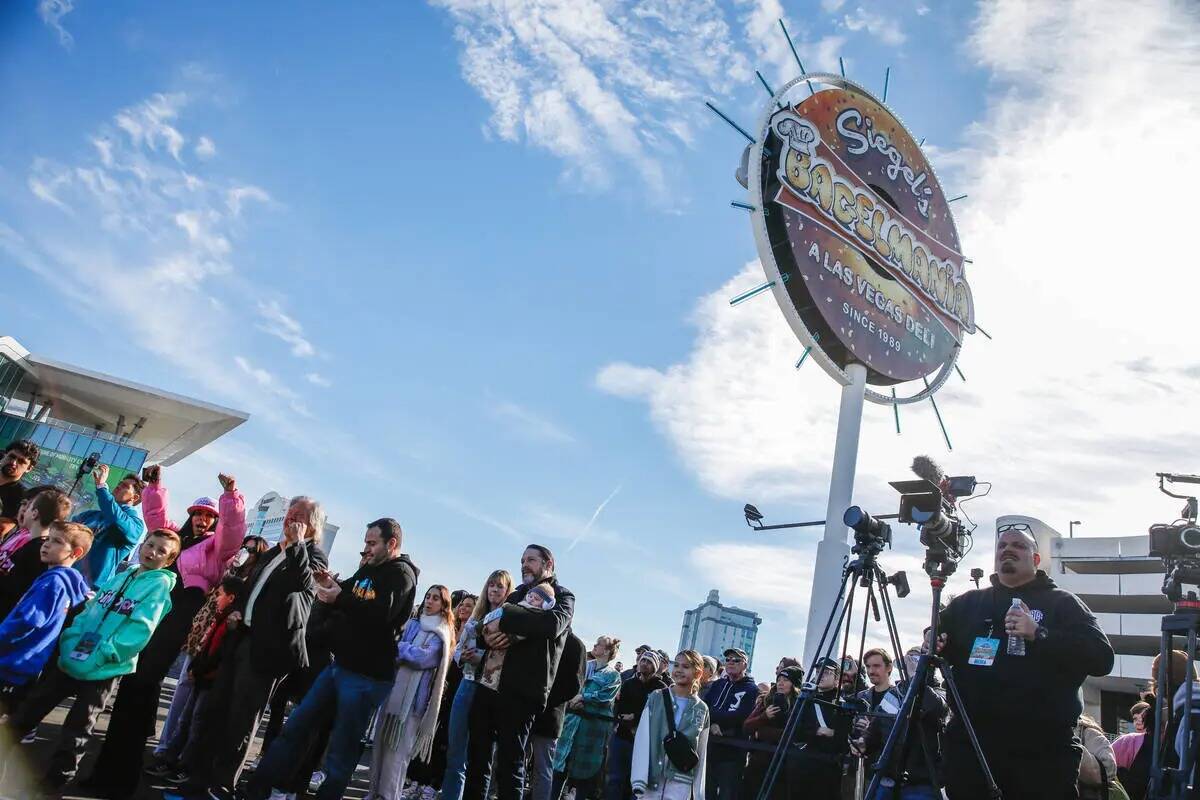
[784,657,851,799]
[936,524,1114,800]
[860,647,947,800]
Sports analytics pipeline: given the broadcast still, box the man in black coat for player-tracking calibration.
[529,631,586,800]
[464,544,575,800]
[606,650,668,800]
[937,524,1114,800]
[202,496,329,799]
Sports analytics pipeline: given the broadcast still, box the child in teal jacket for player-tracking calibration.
[1,528,180,793]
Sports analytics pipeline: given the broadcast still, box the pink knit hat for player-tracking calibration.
[187,497,220,517]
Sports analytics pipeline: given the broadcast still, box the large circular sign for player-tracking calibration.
[747,75,975,402]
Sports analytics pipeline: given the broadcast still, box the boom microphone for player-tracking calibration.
[911,455,945,488]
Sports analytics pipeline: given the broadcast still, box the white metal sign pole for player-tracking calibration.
[803,361,868,669]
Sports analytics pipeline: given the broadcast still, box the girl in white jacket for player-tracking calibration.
[632,649,711,800]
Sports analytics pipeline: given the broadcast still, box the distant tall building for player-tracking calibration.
[679,589,763,669]
[247,491,340,558]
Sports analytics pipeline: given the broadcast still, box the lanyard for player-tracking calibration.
[96,569,139,627]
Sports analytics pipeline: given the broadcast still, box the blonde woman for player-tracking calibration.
[440,570,514,800]
[370,585,456,800]
[632,650,711,800]
[552,635,623,799]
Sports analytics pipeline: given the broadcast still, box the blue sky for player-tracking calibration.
[3,0,1199,674]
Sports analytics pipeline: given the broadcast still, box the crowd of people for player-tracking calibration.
[0,437,1190,800]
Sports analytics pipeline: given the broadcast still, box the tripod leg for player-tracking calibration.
[940,665,1001,799]
[1152,628,1171,798]
[755,566,859,800]
[865,653,929,798]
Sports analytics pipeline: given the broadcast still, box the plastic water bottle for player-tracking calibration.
[1007,598,1026,656]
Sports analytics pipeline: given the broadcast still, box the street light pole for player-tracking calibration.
[1069,520,1082,538]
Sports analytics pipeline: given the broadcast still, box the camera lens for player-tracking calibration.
[1181,526,1200,550]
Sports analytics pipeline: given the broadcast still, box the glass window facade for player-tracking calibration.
[0,412,148,476]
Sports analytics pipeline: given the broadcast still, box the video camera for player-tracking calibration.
[1150,472,1200,602]
[890,455,977,577]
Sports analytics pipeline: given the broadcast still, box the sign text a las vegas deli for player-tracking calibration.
[759,86,975,385]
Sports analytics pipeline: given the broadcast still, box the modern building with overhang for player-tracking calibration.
[0,335,248,502]
[679,589,763,669]
[998,514,1165,733]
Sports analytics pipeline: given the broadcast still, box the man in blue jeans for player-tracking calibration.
[243,518,418,800]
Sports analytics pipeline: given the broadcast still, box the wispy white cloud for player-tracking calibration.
[736,0,846,86]
[489,399,575,445]
[842,6,907,45]
[597,0,1200,652]
[226,185,270,217]
[38,0,75,50]
[305,372,331,388]
[257,300,316,358]
[428,0,751,195]
[916,3,931,15]
[194,136,217,160]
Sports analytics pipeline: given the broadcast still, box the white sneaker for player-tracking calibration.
[420,787,438,800]
[308,770,327,791]
[267,791,296,800]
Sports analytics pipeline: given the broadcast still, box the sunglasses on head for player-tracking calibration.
[996,522,1032,535]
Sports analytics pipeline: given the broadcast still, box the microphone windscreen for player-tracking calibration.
[911,455,945,486]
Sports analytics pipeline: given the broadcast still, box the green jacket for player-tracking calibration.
[58,565,175,682]
[632,688,711,798]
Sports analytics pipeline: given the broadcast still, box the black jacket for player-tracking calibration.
[0,534,48,621]
[704,672,759,761]
[321,554,418,681]
[938,570,1114,742]
[240,539,328,677]
[862,681,947,786]
[495,577,576,710]
[532,631,586,738]
[614,671,670,741]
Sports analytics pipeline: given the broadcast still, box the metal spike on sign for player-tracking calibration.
[778,19,816,96]
[731,201,755,212]
[756,70,776,98]
[839,57,846,77]
[948,194,968,203]
[796,347,812,369]
[883,67,891,103]
[975,324,993,340]
[729,275,789,306]
[891,388,901,434]
[922,377,953,450]
[955,365,966,382]
[918,137,926,147]
[705,102,756,145]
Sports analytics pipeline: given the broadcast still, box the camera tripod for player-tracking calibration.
[864,558,1000,799]
[1149,595,1200,800]
[754,542,910,800]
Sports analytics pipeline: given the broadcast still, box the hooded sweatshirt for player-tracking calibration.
[938,569,1114,742]
[323,554,419,681]
[703,671,758,761]
[73,486,146,588]
[0,565,91,684]
[58,563,176,682]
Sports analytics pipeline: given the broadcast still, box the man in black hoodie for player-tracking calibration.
[244,517,418,800]
[937,524,1114,800]
[465,543,575,800]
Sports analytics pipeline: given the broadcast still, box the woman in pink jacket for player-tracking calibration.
[78,466,246,798]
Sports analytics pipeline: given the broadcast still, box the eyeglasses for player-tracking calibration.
[996,522,1032,535]
[724,657,746,663]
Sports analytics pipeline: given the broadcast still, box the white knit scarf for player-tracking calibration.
[380,613,453,759]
